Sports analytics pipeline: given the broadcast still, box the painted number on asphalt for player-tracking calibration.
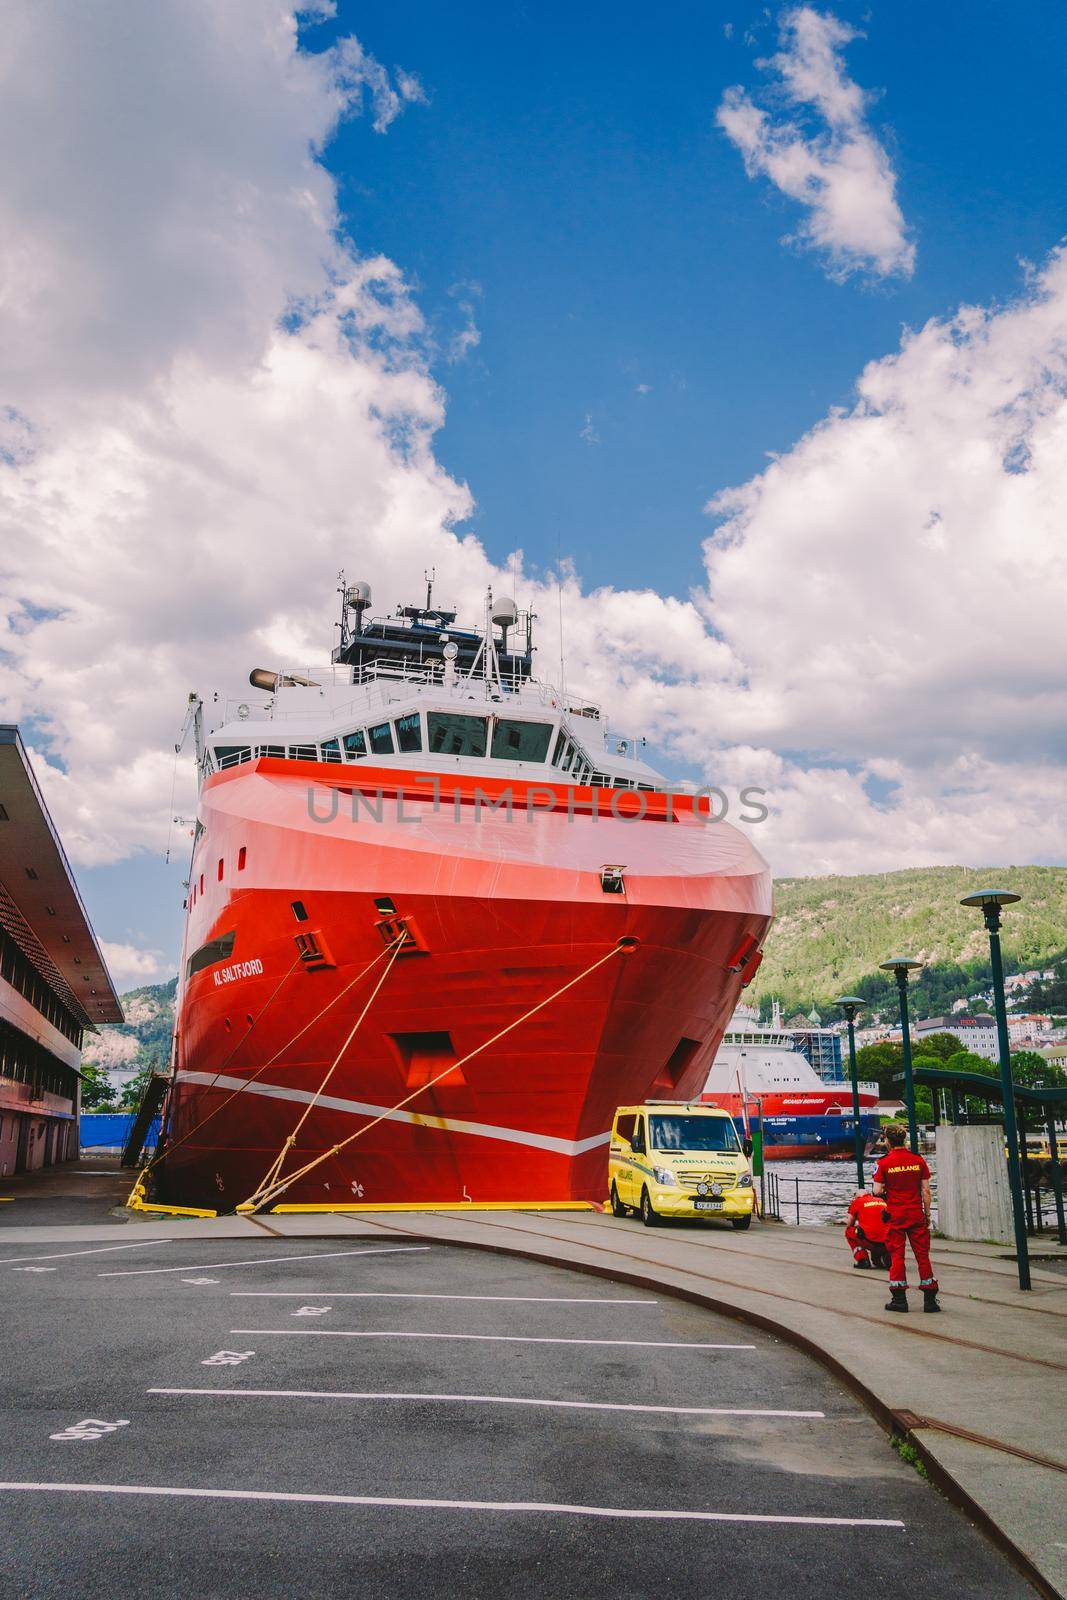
[51,1419,130,1442]
[181,1277,221,1285]
[201,1350,256,1367]
[293,1305,332,1317]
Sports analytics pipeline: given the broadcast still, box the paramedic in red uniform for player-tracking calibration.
[872,1123,940,1313]
[845,1190,890,1270]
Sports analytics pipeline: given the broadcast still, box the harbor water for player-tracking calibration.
[766,1157,939,1228]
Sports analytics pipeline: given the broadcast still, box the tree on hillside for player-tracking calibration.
[915,1031,966,1061]
[79,1060,116,1112]
[944,1049,994,1078]
[1009,1049,1067,1090]
[118,1060,162,1111]
[855,1041,902,1095]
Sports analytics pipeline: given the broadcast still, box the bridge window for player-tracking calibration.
[288,744,317,761]
[395,713,422,753]
[214,745,251,768]
[490,719,552,763]
[186,930,236,980]
[320,738,342,764]
[552,730,567,767]
[342,730,366,759]
[427,712,487,757]
[369,722,394,756]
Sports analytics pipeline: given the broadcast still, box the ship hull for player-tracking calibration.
[159,760,773,1211]
[700,1091,882,1161]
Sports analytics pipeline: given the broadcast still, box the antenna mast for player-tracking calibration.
[556,539,566,699]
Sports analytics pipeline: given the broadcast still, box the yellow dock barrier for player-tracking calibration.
[126,1178,217,1219]
[269,1200,600,1214]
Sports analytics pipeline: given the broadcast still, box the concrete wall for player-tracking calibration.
[937,1124,1014,1244]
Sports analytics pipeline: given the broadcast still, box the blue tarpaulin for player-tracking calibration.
[79,1112,160,1151]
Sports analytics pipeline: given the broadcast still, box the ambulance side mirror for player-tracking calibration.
[741,1138,753,1158]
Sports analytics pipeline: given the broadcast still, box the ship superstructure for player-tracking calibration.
[157,579,774,1212]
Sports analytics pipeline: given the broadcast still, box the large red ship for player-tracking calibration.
[155,581,773,1213]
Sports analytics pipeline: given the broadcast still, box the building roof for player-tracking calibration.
[0,727,123,1027]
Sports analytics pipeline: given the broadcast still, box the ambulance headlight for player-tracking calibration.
[652,1166,677,1187]
[736,1173,753,1188]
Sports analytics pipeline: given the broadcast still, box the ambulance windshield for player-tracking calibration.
[649,1115,740,1153]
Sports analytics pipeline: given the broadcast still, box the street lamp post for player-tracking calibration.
[835,996,866,1191]
[879,958,923,1152]
[960,889,1030,1291]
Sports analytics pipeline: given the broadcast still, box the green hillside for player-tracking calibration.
[751,865,1067,1019]
[82,977,176,1077]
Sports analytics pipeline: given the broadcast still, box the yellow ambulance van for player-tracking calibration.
[608,1102,755,1228]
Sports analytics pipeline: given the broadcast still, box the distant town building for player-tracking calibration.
[0,727,122,1177]
[1006,1014,1052,1044]
[1003,970,1054,994]
[915,1013,999,1061]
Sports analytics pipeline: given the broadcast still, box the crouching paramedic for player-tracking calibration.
[845,1190,890,1270]
[872,1123,940,1313]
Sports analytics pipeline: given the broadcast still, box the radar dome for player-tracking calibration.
[346,580,372,609]
[492,596,518,628]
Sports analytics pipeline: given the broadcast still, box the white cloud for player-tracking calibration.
[446,281,482,364]
[716,6,914,281]
[580,413,601,445]
[0,0,1063,906]
[99,941,171,988]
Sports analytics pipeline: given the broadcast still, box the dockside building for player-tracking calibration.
[0,727,122,1177]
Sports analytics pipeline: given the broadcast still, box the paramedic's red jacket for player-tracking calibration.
[872,1147,930,1220]
[847,1191,889,1242]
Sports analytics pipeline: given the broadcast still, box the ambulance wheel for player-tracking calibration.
[731,1216,752,1231]
[640,1188,660,1227]
[610,1183,628,1218]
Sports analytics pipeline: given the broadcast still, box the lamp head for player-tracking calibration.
[960,887,1020,931]
[834,994,864,1021]
[879,957,922,981]
[960,888,1021,909]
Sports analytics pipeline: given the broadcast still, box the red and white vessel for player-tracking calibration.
[158,580,773,1211]
[701,1005,880,1160]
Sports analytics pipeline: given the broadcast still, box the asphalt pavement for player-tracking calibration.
[0,1234,1034,1599]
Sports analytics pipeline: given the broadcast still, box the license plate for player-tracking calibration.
[693,1198,723,1211]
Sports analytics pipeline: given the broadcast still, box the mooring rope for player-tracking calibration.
[128,935,404,1205]
[241,935,408,1210]
[240,936,637,1215]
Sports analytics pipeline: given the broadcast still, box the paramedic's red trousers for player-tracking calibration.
[886,1213,938,1291]
[845,1222,870,1263]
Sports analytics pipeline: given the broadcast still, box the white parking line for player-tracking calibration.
[99,1247,429,1278]
[0,1241,173,1266]
[230,1329,755,1350]
[230,1292,658,1305]
[0,1481,903,1527]
[148,1387,824,1419]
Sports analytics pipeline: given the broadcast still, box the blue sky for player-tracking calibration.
[4,1,1065,990]
[314,0,1067,595]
